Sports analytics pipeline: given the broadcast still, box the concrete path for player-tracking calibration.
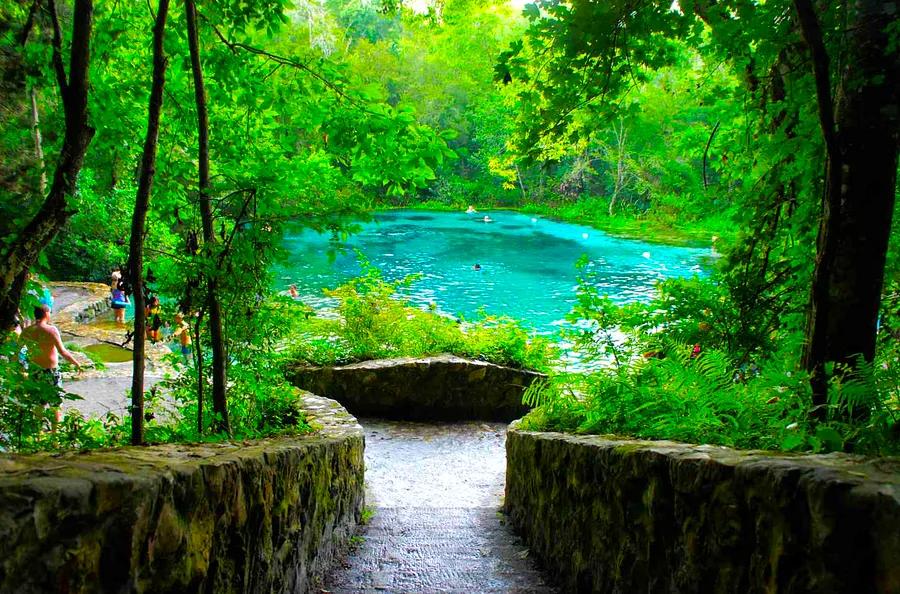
[323,420,556,593]
[44,282,172,420]
[62,365,165,419]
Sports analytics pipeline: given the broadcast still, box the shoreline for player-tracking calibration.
[378,202,722,248]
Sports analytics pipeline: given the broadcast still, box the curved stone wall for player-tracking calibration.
[505,426,900,594]
[288,355,544,421]
[0,393,364,594]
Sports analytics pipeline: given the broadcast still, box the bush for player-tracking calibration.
[519,267,900,456]
[287,260,555,372]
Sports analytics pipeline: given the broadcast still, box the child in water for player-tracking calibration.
[146,296,162,342]
[172,313,192,362]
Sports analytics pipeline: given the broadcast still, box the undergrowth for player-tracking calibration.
[518,265,900,456]
[287,259,555,372]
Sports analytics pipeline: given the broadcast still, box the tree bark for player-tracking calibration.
[28,86,47,195]
[186,0,229,433]
[128,0,170,446]
[0,0,94,329]
[797,0,900,413]
[194,308,204,434]
[609,117,627,217]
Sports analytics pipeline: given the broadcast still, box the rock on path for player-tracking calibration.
[323,420,556,593]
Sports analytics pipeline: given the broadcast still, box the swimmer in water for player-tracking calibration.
[289,284,299,299]
[466,205,477,214]
[473,263,482,271]
[483,215,492,223]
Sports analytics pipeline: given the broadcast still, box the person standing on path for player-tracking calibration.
[19,304,81,426]
[111,281,129,323]
[146,295,162,342]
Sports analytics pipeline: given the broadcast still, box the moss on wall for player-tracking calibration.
[0,393,364,594]
[505,426,900,594]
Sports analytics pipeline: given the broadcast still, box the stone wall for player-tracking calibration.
[505,426,900,594]
[0,393,365,594]
[288,355,544,421]
[49,281,113,324]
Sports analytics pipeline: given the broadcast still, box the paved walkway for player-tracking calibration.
[45,282,170,419]
[323,420,556,593]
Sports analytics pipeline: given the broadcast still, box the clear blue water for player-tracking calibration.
[277,210,710,336]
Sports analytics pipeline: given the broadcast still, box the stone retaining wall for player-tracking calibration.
[288,355,544,421]
[0,393,365,594]
[505,426,900,594]
[50,281,113,324]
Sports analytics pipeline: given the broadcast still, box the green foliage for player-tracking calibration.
[288,259,554,372]
[520,272,900,456]
[0,339,82,451]
[2,0,897,460]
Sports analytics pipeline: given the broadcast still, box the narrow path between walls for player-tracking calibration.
[322,420,556,593]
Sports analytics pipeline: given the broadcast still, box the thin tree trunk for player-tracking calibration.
[29,87,47,195]
[796,0,900,415]
[609,118,627,217]
[128,0,170,446]
[513,163,527,201]
[186,0,229,433]
[0,0,94,329]
[194,308,204,434]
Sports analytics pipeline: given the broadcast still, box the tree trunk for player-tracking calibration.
[797,0,900,414]
[194,308,205,434]
[128,0,170,446]
[609,118,627,217]
[0,0,94,329]
[513,163,528,202]
[186,0,229,434]
[29,86,47,195]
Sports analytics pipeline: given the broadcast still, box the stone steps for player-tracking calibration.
[325,507,555,593]
[322,420,557,593]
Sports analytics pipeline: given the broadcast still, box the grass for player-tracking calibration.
[361,506,376,525]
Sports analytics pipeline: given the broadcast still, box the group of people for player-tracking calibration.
[108,268,192,360]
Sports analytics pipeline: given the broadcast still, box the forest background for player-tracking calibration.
[0,0,898,454]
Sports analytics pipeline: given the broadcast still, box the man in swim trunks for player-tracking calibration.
[19,304,81,425]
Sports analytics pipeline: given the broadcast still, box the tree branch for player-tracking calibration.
[702,120,720,189]
[792,0,838,160]
[46,0,68,96]
[19,0,42,47]
[199,13,371,113]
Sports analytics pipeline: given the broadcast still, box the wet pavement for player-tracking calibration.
[323,420,556,593]
[44,283,171,419]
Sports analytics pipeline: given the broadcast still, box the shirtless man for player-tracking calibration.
[20,304,80,390]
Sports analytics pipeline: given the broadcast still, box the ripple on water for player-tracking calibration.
[277,210,709,336]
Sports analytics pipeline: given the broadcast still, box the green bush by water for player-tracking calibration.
[287,260,555,372]
[518,266,900,456]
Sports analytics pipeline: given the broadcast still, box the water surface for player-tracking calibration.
[278,210,709,335]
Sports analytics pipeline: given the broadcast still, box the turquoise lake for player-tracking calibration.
[278,209,711,336]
